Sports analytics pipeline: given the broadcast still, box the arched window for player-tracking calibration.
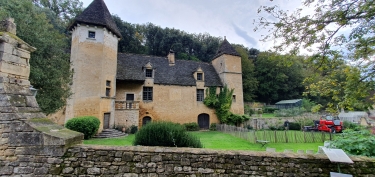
[198,114,210,129]
[142,116,152,126]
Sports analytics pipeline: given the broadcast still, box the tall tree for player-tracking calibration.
[0,0,72,114]
[254,52,305,104]
[233,45,258,102]
[256,0,375,81]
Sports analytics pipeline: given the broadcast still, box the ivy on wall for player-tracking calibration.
[204,86,249,125]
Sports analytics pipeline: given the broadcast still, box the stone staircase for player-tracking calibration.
[94,129,127,138]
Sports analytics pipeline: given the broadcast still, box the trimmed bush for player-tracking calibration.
[183,122,200,131]
[133,121,202,148]
[65,116,100,139]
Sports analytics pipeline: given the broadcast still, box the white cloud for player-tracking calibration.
[80,0,305,50]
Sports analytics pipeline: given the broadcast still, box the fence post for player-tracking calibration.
[285,130,288,143]
[274,131,277,143]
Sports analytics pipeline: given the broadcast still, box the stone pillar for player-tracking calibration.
[0,18,83,176]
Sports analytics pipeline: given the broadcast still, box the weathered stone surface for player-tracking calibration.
[0,166,13,175]
[8,132,42,146]
[0,52,27,66]
[0,61,30,78]
[25,96,39,107]
[0,42,14,54]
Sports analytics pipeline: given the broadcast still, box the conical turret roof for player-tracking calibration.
[213,38,240,58]
[68,0,122,38]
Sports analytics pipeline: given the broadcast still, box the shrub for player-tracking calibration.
[264,107,279,113]
[288,122,301,130]
[133,121,202,148]
[331,129,375,157]
[130,125,138,134]
[183,122,200,131]
[65,116,100,139]
[209,123,217,131]
[343,121,362,131]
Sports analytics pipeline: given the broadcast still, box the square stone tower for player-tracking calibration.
[211,38,244,114]
[65,0,122,131]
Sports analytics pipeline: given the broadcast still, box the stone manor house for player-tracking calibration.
[64,0,244,132]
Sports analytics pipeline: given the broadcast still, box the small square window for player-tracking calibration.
[88,31,96,38]
[232,95,236,102]
[197,73,203,80]
[106,80,111,87]
[106,88,110,97]
[145,69,153,77]
[197,89,204,101]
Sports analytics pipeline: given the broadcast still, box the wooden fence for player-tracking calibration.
[217,124,335,143]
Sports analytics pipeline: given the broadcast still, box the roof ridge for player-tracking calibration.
[213,38,240,59]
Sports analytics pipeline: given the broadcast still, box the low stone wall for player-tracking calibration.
[59,145,375,177]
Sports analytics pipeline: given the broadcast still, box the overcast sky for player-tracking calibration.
[80,0,304,51]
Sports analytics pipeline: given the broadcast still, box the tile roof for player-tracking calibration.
[117,53,223,87]
[68,0,122,38]
[213,38,240,58]
[275,99,302,104]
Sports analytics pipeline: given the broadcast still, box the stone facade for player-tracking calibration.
[60,145,375,177]
[116,82,219,128]
[65,24,120,132]
[0,18,83,176]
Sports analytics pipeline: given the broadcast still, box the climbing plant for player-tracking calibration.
[204,86,248,125]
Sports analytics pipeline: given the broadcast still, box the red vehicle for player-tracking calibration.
[316,115,343,133]
[305,115,343,133]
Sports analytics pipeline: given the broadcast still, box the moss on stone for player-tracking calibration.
[0,31,24,43]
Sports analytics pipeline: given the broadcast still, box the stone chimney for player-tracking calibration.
[168,49,175,66]
[0,18,17,35]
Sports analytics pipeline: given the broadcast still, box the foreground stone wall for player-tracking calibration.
[0,18,83,176]
[60,145,375,177]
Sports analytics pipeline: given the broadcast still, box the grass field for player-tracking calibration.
[258,113,275,118]
[84,131,322,152]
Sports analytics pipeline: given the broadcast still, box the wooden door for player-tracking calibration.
[104,113,110,129]
[198,114,209,129]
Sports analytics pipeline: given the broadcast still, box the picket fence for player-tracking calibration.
[216,124,335,143]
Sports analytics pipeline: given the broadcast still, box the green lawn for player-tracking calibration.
[84,131,321,152]
[259,113,276,118]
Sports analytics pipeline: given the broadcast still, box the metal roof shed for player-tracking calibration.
[275,99,302,109]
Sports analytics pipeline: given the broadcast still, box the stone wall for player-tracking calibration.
[0,18,83,176]
[60,145,375,177]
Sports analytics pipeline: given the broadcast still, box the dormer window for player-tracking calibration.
[88,31,96,38]
[197,73,203,81]
[145,69,153,77]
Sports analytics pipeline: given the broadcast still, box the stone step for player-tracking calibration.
[93,129,127,138]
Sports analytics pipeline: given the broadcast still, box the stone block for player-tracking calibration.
[8,132,43,146]
[14,48,30,59]
[0,42,14,54]
[0,18,17,35]
[34,167,49,175]
[0,106,16,112]
[0,52,27,66]
[9,94,26,107]
[25,96,39,107]
[0,113,18,121]
[0,166,13,175]
[14,167,34,174]
[0,60,30,78]
[2,83,31,95]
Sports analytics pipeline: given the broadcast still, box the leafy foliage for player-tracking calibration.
[0,0,72,114]
[256,0,375,110]
[183,122,200,131]
[254,52,305,104]
[331,129,375,157]
[65,116,100,139]
[204,86,235,124]
[133,121,202,148]
[209,123,217,131]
